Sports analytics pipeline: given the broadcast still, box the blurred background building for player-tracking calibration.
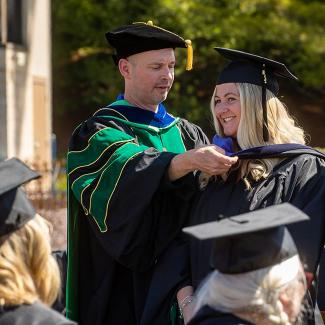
[0,0,52,191]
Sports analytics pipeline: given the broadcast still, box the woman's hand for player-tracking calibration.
[177,286,195,324]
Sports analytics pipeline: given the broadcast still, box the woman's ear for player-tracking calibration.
[279,284,304,323]
[279,292,290,309]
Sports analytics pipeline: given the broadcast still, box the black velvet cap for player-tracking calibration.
[183,203,309,274]
[105,20,193,69]
[215,47,298,95]
[0,158,40,237]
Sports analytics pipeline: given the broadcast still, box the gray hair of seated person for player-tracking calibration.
[193,255,306,325]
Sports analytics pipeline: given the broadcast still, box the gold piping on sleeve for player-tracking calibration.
[91,150,143,232]
[68,127,114,155]
[74,140,135,213]
[68,139,134,176]
[80,182,91,215]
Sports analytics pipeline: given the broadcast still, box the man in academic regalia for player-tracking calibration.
[66,21,238,325]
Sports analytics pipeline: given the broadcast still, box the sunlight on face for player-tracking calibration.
[127,48,175,109]
[214,83,241,138]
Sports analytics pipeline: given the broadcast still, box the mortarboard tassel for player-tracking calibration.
[261,65,269,142]
[185,39,193,71]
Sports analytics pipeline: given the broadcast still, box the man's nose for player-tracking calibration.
[161,66,173,80]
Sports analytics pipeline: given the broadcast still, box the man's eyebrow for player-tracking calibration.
[147,60,176,65]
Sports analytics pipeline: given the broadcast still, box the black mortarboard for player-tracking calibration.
[183,203,309,274]
[105,20,193,70]
[215,47,298,142]
[0,158,40,237]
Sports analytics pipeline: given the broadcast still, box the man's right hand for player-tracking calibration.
[168,145,238,181]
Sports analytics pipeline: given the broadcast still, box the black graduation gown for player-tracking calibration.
[0,302,76,325]
[188,305,252,325]
[66,108,209,325]
[189,151,325,323]
[52,250,67,314]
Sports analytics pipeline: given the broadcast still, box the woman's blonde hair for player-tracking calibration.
[0,214,61,306]
[210,83,306,188]
[193,255,306,325]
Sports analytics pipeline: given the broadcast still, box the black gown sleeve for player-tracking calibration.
[69,117,208,271]
[285,155,325,274]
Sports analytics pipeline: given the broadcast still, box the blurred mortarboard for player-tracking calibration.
[105,20,193,70]
[0,158,40,237]
[215,47,298,142]
[183,203,309,274]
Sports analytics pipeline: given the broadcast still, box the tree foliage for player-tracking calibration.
[52,0,325,152]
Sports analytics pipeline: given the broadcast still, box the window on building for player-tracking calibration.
[7,0,23,44]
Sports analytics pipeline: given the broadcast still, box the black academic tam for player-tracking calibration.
[105,20,193,69]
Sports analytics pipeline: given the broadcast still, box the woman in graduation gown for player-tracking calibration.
[180,48,325,324]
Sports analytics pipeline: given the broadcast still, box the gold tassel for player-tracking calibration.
[185,39,193,71]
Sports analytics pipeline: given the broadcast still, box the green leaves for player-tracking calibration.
[52,0,325,151]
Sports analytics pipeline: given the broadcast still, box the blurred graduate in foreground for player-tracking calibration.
[0,158,75,325]
[185,204,308,325]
